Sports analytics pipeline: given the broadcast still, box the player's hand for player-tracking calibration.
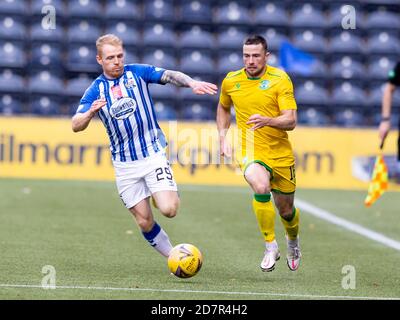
[378,120,390,142]
[247,114,271,130]
[89,98,107,116]
[190,81,218,95]
[219,137,232,158]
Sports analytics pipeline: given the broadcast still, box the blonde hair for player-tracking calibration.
[96,34,123,56]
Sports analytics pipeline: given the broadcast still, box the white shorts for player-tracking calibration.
[113,152,178,209]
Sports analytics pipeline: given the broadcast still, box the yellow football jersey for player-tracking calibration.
[219,65,297,167]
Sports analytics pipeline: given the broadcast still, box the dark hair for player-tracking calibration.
[243,35,268,52]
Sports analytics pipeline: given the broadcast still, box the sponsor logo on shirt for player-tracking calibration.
[109,97,137,120]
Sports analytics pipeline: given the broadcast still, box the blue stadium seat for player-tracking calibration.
[290,3,327,29]
[289,58,328,79]
[29,43,63,73]
[148,83,177,101]
[331,82,367,106]
[30,22,64,43]
[30,96,60,115]
[329,31,364,54]
[0,94,23,115]
[214,2,252,26]
[0,69,24,94]
[180,50,214,75]
[254,3,290,28]
[28,71,64,96]
[0,0,27,16]
[143,49,177,70]
[0,16,25,41]
[298,108,330,126]
[292,30,327,54]
[142,24,177,49]
[217,52,243,75]
[366,32,400,55]
[260,28,289,52]
[334,108,365,127]
[179,0,213,24]
[30,0,65,18]
[144,0,175,22]
[181,102,214,121]
[104,0,141,21]
[0,41,25,69]
[66,76,93,98]
[367,56,397,80]
[326,2,363,29]
[216,27,247,50]
[153,102,177,121]
[180,26,214,50]
[295,81,329,106]
[330,56,366,80]
[67,20,101,44]
[124,51,139,65]
[67,0,102,20]
[66,45,100,73]
[105,22,140,48]
[364,11,400,30]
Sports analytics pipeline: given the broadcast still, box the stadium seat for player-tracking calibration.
[331,82,367,106]
[181,102,214,121]
[0,41,25,69]
[66,75,93,99]
[364,11,400,30]
[0,16,25,41]
[295,81,329,106]
[214,2,252,26]
[0,94,23,115]
[253,2,290,28]
[148,83,177,101]
[292,30,327,54]
[0,69,24,95]
[142,24,177,49]
[180,26,214,50]
[124,51,139,65]
[217,52,243,75]
[259,28,289,52]
[30,0,65,19]
[142,49,177,70]
[30,22,64,43]
[66,45,100,73]
[144,0,175,22]
[326,2,363,29]
[153,102,177,121]
[104,0,141,21]
[290,3,327,29]
[330,56,366,80]
[367,56,397,80]
[29,96,60,115]
[334,108,365,127]
[29,43,63,73]
[67,0,102,20]
[67,20,101,44]
[298,108,330,126]
[0,0,27,16]
[329,31,364,54]
[289,58,328,79]
[366,32,400,55]
[216,27,247,50]
[105,22,140,48]
[179,0,213,24]
[180,50,214,75]
[28,71,64,96]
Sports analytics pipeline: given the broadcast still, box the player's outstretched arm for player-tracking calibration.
[161,70,218,95]
[72,98,107,132]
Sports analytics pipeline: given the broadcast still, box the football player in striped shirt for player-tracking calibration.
[72,34,217,260]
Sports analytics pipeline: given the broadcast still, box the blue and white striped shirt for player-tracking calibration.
[76,64,167,162]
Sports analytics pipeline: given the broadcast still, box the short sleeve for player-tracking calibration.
[388,62,400,86]
[76,81,99,114]
[218,78,232,109]
[127,64,165,84]
[277,74,297,110]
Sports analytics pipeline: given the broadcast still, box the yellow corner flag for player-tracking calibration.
[364,154,388,207]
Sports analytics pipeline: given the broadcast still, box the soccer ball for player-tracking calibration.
[168,243,203,278]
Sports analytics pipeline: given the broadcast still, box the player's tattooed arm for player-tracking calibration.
[161,70,218,95]
[161,70,194,87]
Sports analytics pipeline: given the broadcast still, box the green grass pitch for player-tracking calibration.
[0,178,399,300]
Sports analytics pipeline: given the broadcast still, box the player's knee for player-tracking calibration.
[160,199,180,218]
[279,207,294,220]
[253,183,271,195]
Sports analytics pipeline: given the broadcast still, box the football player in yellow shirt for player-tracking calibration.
[217,35,301,272]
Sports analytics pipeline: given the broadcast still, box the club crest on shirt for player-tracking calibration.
[259,80,270,90]
[109,97,137,120]
[124,78,136,89]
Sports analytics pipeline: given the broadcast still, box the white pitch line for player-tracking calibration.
[295,199,400,252]
[0,284,398,300]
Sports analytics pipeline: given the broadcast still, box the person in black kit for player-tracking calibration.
[378,62,400,175]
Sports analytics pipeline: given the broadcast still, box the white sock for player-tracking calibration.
[265,239,278,251]
[142,222,173,257]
